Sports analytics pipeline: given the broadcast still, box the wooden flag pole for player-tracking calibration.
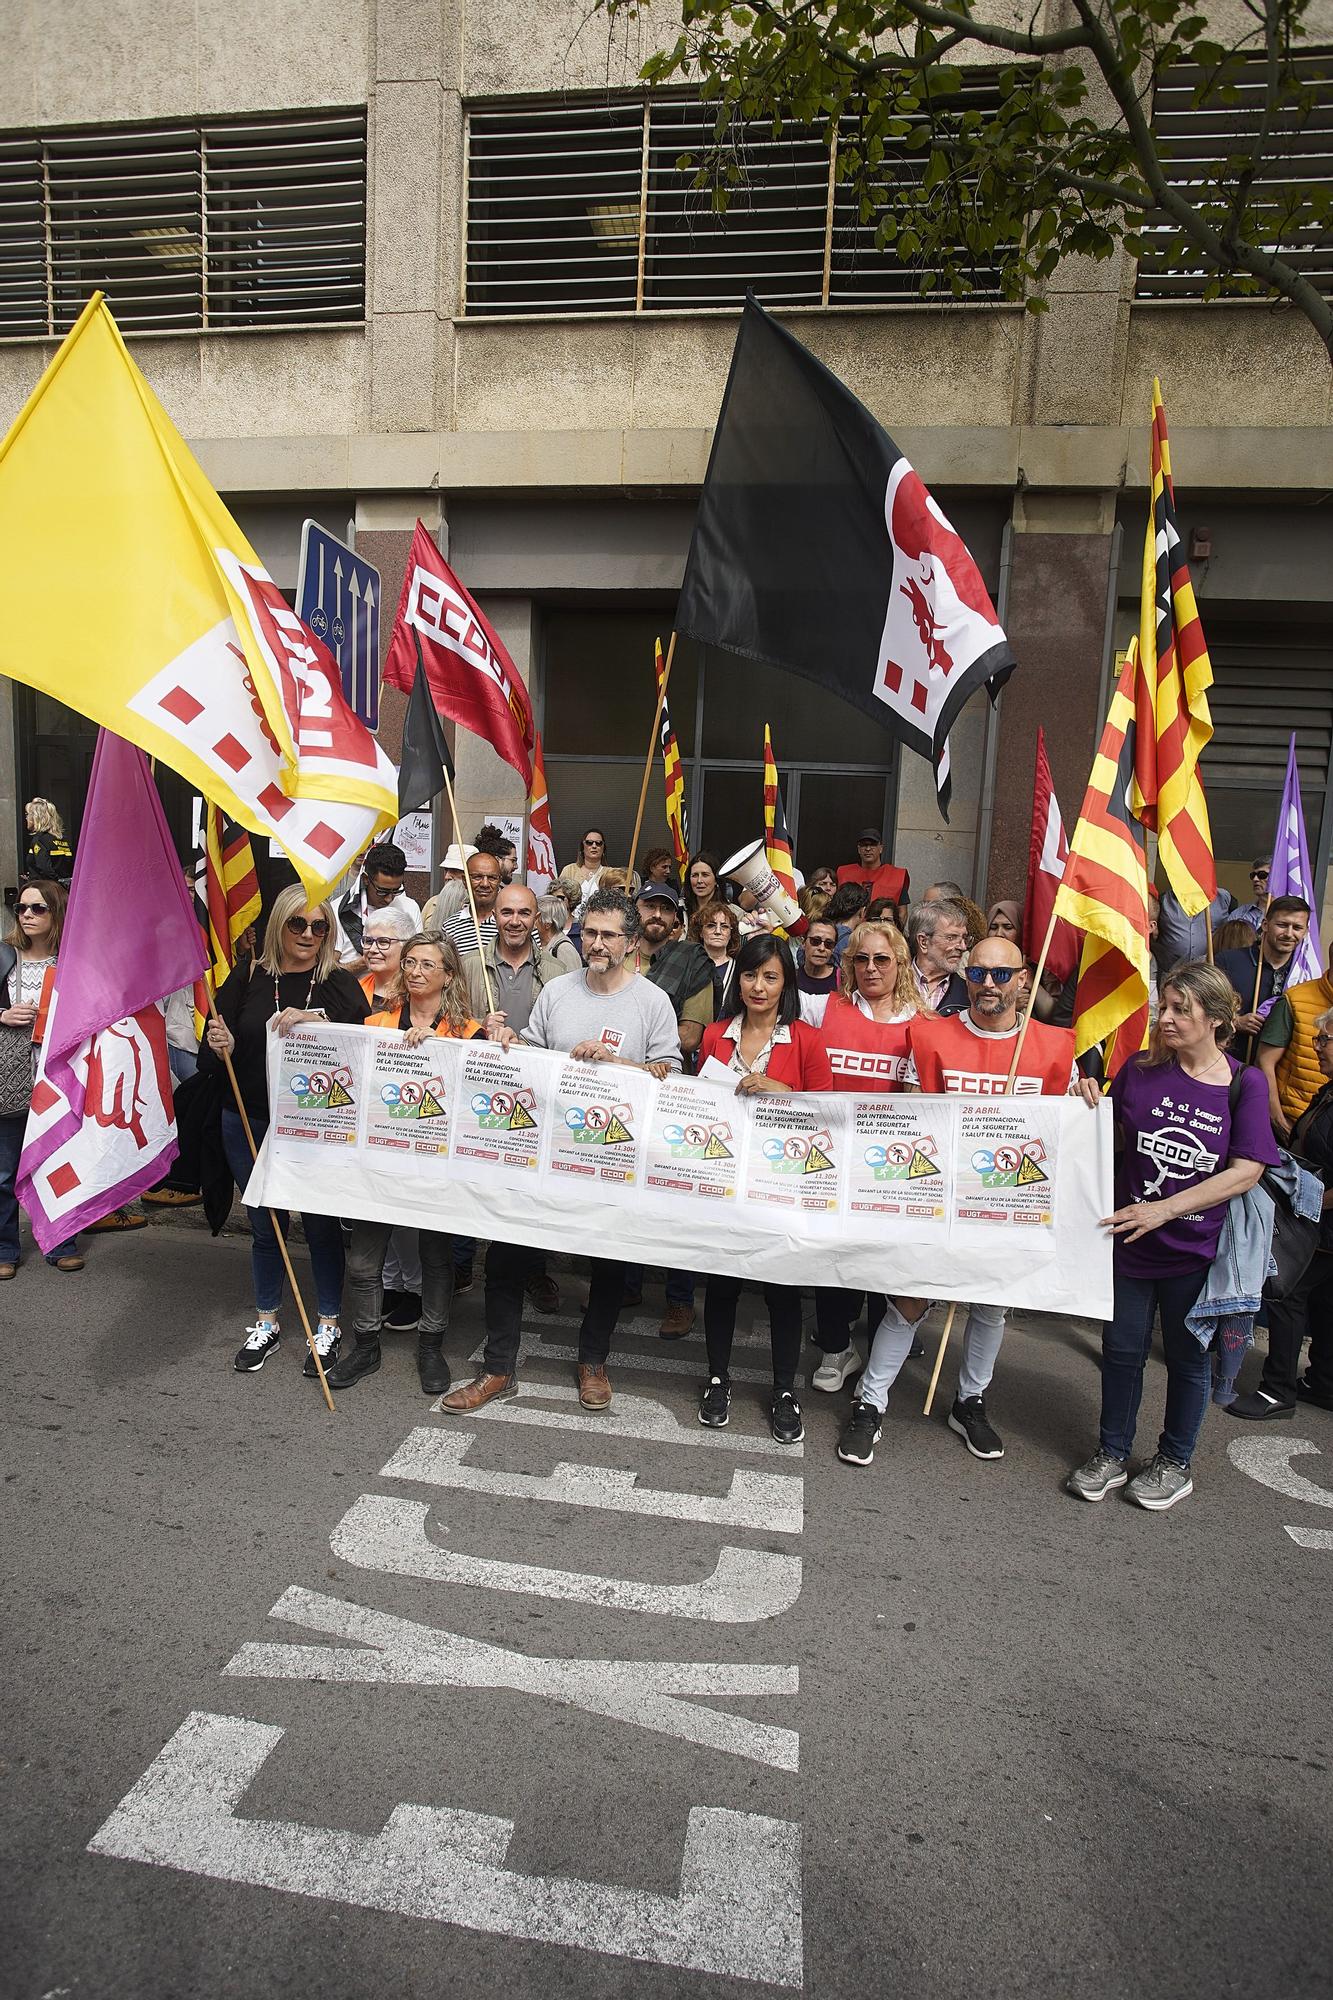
[923,1304,958,1419]
[1003,906,1059,1095]
[1204,904,1214,964]
[205,987,336,1414]
[440,763,496,1017]
[1249,891,1270,1016]
[627,632,676,889]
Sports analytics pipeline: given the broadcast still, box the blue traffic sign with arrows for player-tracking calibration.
[296,519,381,729]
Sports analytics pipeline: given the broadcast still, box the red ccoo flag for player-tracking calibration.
[383,521,536,786]
[1023,726,1079,984]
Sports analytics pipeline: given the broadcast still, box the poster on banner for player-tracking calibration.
[844,1097,952,1224]
[546,1059,651,1197]
[272,1028,365,1144]
[741,1096,847,1216]
[365,1034,458,1159]
[645,1077,741,1203]
[392,812,433,872]
[451,1039,544,1177]
[954,1100,1059,1227]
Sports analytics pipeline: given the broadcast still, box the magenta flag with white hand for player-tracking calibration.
[1267,734,1323,992]
[18,730,208,1250]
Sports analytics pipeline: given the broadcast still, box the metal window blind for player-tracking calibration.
[1207,632,1333,797]
[465,89,1008,318]
[0,109,366,338]
[1137,50,1333,298]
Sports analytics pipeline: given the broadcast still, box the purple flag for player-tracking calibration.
[1268,734,1323,989]
[18,731,208,1250]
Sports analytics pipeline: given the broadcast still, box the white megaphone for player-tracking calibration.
[721,838,808,936]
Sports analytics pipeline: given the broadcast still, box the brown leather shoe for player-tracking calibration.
[577,1364,612,1410]
[525,1272,561,1313]
[84,1207,148,1233]
[52,1255,85,1273]
[438,1371,516,1412]
[0,1261,16,1280]
[659,1302,696,1340]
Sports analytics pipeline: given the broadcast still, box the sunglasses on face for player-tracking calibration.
[1251,869,1269,880]
[18,900,48,914]
[852,952,895,969]
[964,965,1019,986]
[285,916,329,938]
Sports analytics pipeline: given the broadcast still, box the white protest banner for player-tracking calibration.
[246,1025,1114,1315]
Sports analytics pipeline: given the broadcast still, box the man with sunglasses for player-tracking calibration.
[837,935,1079,1470]
[1233,858,1272,934]
[334,841,421,973]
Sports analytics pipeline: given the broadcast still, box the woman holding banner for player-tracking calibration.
[330,932,482,1396]
[204,885,368,1380]
[696,934,834,1444]
[1067,961,1278,1512]
[0,880,83,1276]
[803,918,927,1392]
[359,906,416,1011]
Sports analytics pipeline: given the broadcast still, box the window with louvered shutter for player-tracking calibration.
[1202,624,1333,871]
[464,90,1010,318]
[1138,50,1333,299]
[0,110,366,338]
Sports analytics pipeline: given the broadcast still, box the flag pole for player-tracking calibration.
[923,1304,957,1418]
[439,763,496,1017]
[1205,905,1214,964]
[627,632,676,889]
[1003,907,1059,1095]
[205,987,335,1414]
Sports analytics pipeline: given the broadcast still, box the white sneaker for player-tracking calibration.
[812,1344,859,1392]
[304,1316,341,1379]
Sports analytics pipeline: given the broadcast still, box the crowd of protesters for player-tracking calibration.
[4,799,1329,1512]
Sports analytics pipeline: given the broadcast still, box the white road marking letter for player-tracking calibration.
[223,1588,798,1770]
[88,1712,803,1987]
[331,1495,803,1623]
[1228,1437,1333,1509]
[381,1427,804,1533]
[1284,1526,1333,1549]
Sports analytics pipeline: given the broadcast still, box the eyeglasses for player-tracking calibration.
[17,900,48,914]
[363,937,394,953]
[285,916,329,938]
[582,927,624,945]
[852,952,895,969]
[1251,869,1270,881]
[365,879,401,900]
[964,965,1019,986]
[1314,1033,1332,1048]
[402,955,442,973]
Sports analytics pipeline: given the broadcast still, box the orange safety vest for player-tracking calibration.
[819,994,913,1093]
[908,1012,1074,1097]
[1274,973,1333,1124]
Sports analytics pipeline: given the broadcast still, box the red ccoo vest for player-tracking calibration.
[908,1012,1074,1097]
[820,994,913,1093]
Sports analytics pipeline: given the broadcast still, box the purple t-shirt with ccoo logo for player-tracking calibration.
[1109,1055,1279,1277]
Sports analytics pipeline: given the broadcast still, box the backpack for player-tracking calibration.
[1229,1068,1322,1301]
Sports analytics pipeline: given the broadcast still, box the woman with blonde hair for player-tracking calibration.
[24,799,74,882]
[0,881,82,1276]
[330,932,482,1396]
[804,919,927,1391]
[202,884,369,1379]
[1067,960,1278,1512]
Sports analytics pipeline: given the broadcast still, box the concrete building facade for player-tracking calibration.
[1,0,1329,918]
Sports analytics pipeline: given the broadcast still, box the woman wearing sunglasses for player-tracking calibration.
[203,884,369,1379]
[331,933,482,1397]
[0,881,83,1277]
[802,920,927,1392]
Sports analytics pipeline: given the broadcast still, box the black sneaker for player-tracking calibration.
[384,1292,422,1333]
[303,1317,341,1380]
[698,1376,731,1427]
[837,1399,883,1467]
[1297,1376,1333,1411]
[1227,1388,1295,1421]
[770,1390,804,1445]
[948,1394,1004,1460]
[233,1318,280,1372]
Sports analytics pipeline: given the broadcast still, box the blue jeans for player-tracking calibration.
[220,1108,344,1317]
[168,1046,198,1083]
[622,1263,696,1306]
[1099,1266,1212,1469]
[0,1111,78,1264]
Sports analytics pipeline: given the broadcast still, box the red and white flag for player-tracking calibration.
[526,732,558,890]
[383,522,536,785]
[18,732,208,1252]
[1023,725,1079,983]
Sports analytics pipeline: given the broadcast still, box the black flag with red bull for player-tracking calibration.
[675,297,1015,816]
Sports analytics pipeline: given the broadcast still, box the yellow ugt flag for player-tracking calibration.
[0,294,396,897]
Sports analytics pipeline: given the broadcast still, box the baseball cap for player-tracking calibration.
[637,879,682,908]
[856,827,882,843]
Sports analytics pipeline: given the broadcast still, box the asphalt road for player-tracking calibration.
[3,1220,1330,1999]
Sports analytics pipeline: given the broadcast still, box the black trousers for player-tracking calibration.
[1259,1250,1333,1405]
[813,1285,887,1354]
[705,1276,803,1391]
[483,1240,623,1378]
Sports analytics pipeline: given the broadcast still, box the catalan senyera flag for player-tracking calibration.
[762,725,797,900]
[1054,645,1153,1077]
[191,806,262,1040]
[0,294,397,898]
[655,638,689,874]
[1130,379,1217,915]
[526,731,558,887]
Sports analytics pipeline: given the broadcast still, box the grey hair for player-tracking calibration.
[424,880,468,924]
[906,898,969,955]
[582,885,640,942]
[362,903,417,942]
[538,894,570,931]
[1316,1008,1333,1032]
